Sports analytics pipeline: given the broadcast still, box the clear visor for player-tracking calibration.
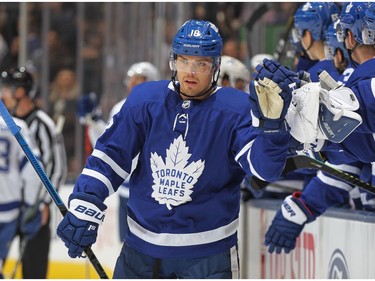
[175,57,213,74]
[336,22,346,43]
[291,28,302,43]
[362,22,375,45]
[324,44,335,60]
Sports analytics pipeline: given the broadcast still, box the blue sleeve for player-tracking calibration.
[73,86,151,201]
[300,161,364,216]
[234,124,290,182]
[352,78,375,133]
[301,176,350,216]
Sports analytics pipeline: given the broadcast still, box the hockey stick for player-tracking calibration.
[10,114,66,279]
[245,3,275,61]
[273,3,303,62]
[250,155,375,195]
[0,100,109,279]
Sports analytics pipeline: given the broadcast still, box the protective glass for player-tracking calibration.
[290,28,301,43]
[362,22,375,45]
[335,22,347,42]
[175,57,213,74]
[324,43,335,60]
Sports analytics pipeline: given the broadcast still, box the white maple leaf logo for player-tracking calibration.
[150,135,205,210]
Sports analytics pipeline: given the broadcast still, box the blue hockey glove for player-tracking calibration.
[56,192,107,258]
[249,59,301,134]
[264,191,315,254]
[77,92,102,124]
[255,59,302,96]
[20,205,42,240]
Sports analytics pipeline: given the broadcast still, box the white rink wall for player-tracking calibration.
[240,199,375,279]
[6,186,375,278]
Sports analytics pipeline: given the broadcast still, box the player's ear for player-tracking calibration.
[336,49,343,64]
[346,31,356,49]
[303,30,313,45]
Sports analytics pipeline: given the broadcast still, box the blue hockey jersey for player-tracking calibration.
[301,58,375,215]
[307,59,340,82]
[72,80,291,258]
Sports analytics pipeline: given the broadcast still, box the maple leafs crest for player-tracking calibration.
[150,135,205,210]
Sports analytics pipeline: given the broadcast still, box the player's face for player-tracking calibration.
[0,85,17,110]
[176,55,214,99]
[127,75,146,93]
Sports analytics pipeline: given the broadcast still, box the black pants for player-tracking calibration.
[21,212,51,278]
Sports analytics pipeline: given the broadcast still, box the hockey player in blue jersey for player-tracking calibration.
[77,61,160,243]
[288,2,342,186]
[56,19,300,278]
[264,2,375,255]
[293,2,341,82]
[324,20,354,85]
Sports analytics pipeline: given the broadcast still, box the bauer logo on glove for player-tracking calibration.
[70,199,106,225]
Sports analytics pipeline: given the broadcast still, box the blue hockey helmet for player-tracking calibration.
[325,21,350,61]
[362,3,375,45]
[294,2,340,41]
[172,20,223,57]
[336,2,370,44]
[171,20,223,72]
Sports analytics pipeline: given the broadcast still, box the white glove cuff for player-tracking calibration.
[281,195,307,225]
[69,198,105,225]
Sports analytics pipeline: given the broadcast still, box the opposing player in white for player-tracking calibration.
[218,55,250,93]
[0,80,43,278]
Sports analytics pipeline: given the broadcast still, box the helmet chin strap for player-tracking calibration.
[345,40,360,68]
[171,69,220,100]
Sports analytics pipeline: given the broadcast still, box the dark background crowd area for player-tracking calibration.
[0,2,299,182]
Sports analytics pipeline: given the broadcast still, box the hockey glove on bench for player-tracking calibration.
[57,192,107,258]
[264,191,315,254]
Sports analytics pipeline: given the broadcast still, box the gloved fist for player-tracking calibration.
[57,192,107,258]
[264,191,315,254]
[77,92,102,125]
[20,205,42,240]
[255,58,302,93]
[249,59,301,134]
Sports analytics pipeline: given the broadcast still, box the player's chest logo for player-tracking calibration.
[150,135,205,210]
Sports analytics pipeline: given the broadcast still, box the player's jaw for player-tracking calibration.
[178,73,212,99]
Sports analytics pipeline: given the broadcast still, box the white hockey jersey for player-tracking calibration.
[0,117,42,223]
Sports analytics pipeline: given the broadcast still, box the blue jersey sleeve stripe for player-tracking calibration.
[317,172,353,192]
[234,139,254,162]
[92,149,129,179]
[247,147,265,181]
[82,168,115,195]
[325,161,361,175]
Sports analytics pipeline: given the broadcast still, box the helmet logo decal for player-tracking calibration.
[150,135,205,210]
[345,3,353,13]
[302,2,312,12]
[190,29,202,37]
